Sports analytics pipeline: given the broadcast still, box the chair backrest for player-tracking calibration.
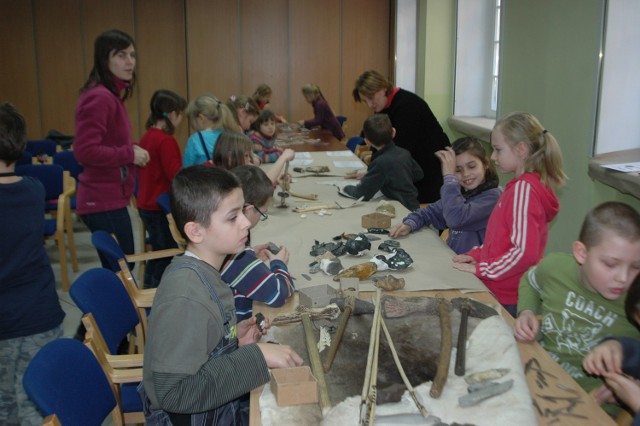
[23,338,117,425]
[53,150,83,181]
[91,230,127,273]
[336,115,347,127]
[156,191,171,213]
[17,150,33,165]
[25,139,57,157]
[70,268,141,354]
[15,164,65,200]
[346,136,364,153]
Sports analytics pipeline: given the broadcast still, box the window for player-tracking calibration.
[449,0,501,141]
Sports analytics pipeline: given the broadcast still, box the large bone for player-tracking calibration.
[429,297,452,399]
[302,314,332,415]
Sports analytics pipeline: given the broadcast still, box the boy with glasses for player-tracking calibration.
[222,165,294,321]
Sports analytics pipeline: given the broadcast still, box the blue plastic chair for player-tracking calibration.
[15,164,78,291]
[23,338,119,425]
[53,150,82,210]
[70,268,144,355]
[346,136,364,153]
[336,115,347,127]
[17,150,33,165]
[156,191,171,214]
[25,139,57,162]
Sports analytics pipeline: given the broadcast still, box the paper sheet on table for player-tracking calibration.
[601,162,640,172]
[333,160,364,168]
[294,152,312,159]
[290,159,314,167]
[260,316,535,426]
[325,151,354,157]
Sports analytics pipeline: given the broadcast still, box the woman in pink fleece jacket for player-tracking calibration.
[74,29,149,263]
[452,112,567,317]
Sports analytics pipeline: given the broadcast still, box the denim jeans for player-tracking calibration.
[80,207,135,270]
[138,209,178,288]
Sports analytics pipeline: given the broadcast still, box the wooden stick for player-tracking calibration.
[323,296,354,373]
[380,316,430,417]
[293,203,340,213]
[430,297,452,399]
[301,313,332,415]
[454,299,471,376]
[359,289,382,426]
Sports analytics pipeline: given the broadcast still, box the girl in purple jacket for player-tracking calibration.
[389,137,501,254]
[298,84,345,141]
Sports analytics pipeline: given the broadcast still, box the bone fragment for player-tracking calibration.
[458,379,514,407]
[464,368,510,384]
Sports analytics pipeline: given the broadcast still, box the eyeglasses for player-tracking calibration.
[243,203,268,221]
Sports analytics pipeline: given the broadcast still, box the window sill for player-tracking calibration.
[447,116,495,142]
[588,148,640,199]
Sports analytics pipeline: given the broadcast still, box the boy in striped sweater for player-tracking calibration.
[222,165,294,321]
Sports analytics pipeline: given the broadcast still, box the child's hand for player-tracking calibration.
[281,148,295,162]
[266,246,289,264]
[344,173,365,180]
[253,243,270,262]
[602,372,640,412]
[583,339,624,376]
[389,223,411,238]
[435,147,457,176]
[453,254,475,264]
[257,343,304,368]
[237,316,268,346]
[514,310,539,342]
[591,383,617,405]
[451,254,476,273]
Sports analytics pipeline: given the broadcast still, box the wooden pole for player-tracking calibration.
[301,313,332,415]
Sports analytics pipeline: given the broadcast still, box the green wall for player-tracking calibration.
[418,0,640,253]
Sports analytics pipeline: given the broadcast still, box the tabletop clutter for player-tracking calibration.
[255,163,535,425]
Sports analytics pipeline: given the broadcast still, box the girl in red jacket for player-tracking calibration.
[453,112,567,317]
[137,89,187,287]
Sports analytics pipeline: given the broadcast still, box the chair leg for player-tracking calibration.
[65,205,79,272]
[56,235,69,292]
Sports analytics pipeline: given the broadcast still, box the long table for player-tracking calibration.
[250,151,616,426]
[275,128,348,152]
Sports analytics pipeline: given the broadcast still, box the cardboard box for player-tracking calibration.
[361,212,391,229]
[270,366,318,406]
[298,284,338,308]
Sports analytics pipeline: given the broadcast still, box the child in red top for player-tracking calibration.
[453,112,567,316]
[137,89,187,287]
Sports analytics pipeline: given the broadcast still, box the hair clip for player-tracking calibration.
[230,95,237,102]
[162,112,169,118]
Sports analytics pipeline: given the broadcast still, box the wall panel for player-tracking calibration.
[341,0,391,137]
[290,0,341,123]
[0,0,40,137]
[186,0,242,100]
[33,0,84,136]
[240,0,289,119]
[135,0,188,145]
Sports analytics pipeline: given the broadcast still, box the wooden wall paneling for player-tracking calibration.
[186,0,242,101]
[341,0,391,138]
[81,0,138,138]
[134,0,188,146]
[289,0,341,124]
[0,1,41,138]
[32,0,84,137]
[240,0,289,121]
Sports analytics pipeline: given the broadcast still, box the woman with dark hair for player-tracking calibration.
[353,69,450,203]
[74,29,149,264]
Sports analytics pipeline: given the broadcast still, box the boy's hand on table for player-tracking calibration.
[389,223,411,238]
[583,339,624,376]
[344,172,364,180]
[237,316,270,346]
[602,372,640,412]
[514,310,539,342]
[258,343,304,368]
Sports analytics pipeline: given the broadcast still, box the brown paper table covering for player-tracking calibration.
[257,151,488,294]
